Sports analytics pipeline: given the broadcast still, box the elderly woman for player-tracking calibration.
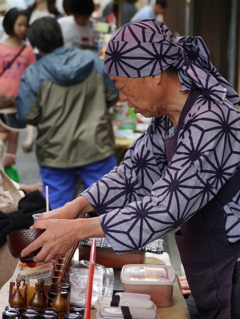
[21,20,240,318]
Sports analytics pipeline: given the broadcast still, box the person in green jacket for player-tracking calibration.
[16,17,118,209]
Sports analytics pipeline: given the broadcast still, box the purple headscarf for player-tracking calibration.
[104,19,240,105]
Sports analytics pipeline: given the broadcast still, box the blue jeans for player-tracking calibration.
[40,155,116,209]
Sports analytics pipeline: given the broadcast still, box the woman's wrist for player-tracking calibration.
[75,217,105,241]
[63,195,95,219]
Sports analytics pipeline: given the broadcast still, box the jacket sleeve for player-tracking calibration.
[16,67,39,123]
[103,71,119,108]
[25,94,41,126]
[92,53,119,107]
[82,137,152,212]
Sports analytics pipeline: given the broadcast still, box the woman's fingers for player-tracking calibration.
[22,219,79,262]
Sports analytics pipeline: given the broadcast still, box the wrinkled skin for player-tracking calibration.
[21,196,104,263]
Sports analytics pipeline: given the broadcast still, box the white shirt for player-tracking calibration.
[57,15,99,50]
[29,10,54,25]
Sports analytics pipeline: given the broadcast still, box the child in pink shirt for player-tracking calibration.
[0,43,36,97]
[0,8,35,178]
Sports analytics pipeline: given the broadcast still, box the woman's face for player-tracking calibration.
[109,75,163,118]
[13,15,28,39]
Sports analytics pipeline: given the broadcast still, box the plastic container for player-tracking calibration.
[96,306,159,319]
[115,292,151,300]
[120,264,175,307]
[94,295,157,312]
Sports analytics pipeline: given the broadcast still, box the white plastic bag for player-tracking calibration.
[69,260,114,307]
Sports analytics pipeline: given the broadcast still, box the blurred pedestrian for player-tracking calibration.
[16,17,118,209]
[27,0,61,24]
[0,0,11,41]
[132,0,167,20]
[21,0,62,153]
[0,8,35,180]
[103,0,138,25]
[57,0,99,50]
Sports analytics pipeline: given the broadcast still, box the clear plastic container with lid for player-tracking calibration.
[94,295,157,312]
[120,264,175,307]
[96,306,159,319]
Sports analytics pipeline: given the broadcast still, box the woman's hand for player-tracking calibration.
[26,219,80,262]
[37,195,94,222]
[21,217,105,263]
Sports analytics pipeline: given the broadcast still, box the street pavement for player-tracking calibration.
[15,130,41,185]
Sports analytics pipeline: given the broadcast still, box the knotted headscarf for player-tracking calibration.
[104,19,240,105]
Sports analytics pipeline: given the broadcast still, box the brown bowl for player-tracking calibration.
[7,228,45,263]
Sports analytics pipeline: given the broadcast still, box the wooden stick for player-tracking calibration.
[45,185,49,212]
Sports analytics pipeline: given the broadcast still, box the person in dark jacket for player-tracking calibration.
[16,17,118,209]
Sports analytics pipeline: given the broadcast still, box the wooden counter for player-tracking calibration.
[0,278,190,319]
[0,249,190,318]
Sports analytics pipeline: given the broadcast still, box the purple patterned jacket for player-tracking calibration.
[82,92,240,254]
